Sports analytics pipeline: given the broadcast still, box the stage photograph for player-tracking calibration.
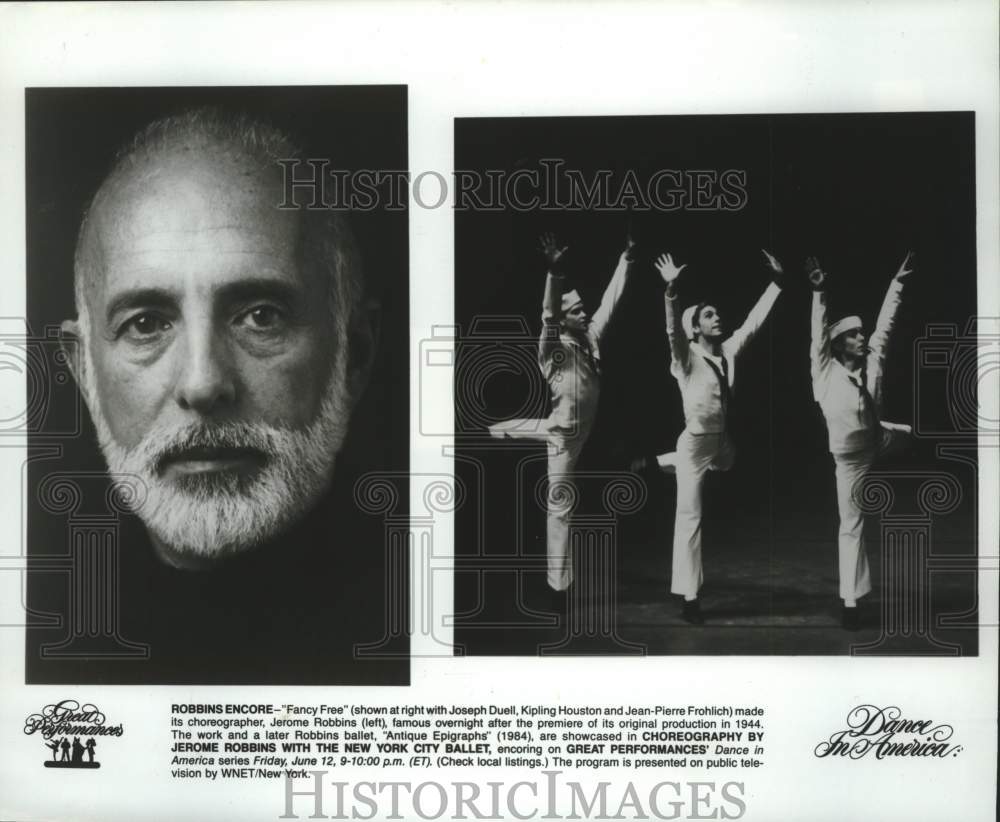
[23,86,410,685]
[452,112,980,656]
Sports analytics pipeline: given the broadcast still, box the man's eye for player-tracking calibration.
[239,305,285,330]
[121,313,171,338]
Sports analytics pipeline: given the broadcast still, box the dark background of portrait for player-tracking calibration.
[453,112,979,655]
[24,86,409,683]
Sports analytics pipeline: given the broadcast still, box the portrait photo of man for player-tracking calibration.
[24,87,409,684]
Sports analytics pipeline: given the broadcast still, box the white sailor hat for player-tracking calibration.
[561,289,584,314]
[829,315,863,340]
[682,306,697,340]
[682,303,709,341]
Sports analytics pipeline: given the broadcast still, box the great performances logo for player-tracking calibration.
[23,699,124,770]
[814,705,962,761]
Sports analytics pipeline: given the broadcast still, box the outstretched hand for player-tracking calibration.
[894,251,915,281]
[655,252,687,285]
[762,248,784,286]
[539,232,568,273]
[805,256,827,290]
[761,248,783,274]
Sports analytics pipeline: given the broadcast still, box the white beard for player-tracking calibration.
[80,347,351,563]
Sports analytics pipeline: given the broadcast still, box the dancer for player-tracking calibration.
[807,252,914,630]
[491,232,635,592]
[640,249,784,623]
[45,739,61,762]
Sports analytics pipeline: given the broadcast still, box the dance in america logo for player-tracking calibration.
[814,705,963,761]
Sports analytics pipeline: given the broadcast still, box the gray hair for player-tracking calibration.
[73,107,364,336]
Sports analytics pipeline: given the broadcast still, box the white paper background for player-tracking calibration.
[0,2,997,821]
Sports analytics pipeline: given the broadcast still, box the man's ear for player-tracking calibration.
[59,319,85,392]
[345,299,380,407]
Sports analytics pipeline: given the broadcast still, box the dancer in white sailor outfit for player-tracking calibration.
[490,232,635,592]
[806,252,914,630]
[639,249,784,624]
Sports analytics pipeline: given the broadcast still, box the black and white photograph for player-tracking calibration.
[22,86,410,684]
[0,4,996,822]
[453,112,980,656]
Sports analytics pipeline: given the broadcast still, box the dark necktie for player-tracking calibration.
[848,370,877,432]
[703,353,731,417]
[580,335,600,377]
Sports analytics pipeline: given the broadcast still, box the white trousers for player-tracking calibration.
[664,429,735,598]
[831,421,911,602]
[833,450,874,601]
[490,419,585,591]
[546,435,587,591]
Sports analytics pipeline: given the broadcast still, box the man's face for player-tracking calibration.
[697,305,723,341]
[67,147,359,565]
[837,328,867,359]
[563,302,589,333]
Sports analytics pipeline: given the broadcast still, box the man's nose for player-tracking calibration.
[173,326,236,414]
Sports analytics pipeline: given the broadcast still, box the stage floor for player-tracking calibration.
[454,531,979,657]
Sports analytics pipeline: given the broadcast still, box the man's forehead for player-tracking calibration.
[83,148,307,297]
[97,150,289,240]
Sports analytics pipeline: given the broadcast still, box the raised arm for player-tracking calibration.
[656,252,691,374]
[538,233,568,365]
[866,251,912,377]
[806,256,832,399]
[589,234,636,342]
[725,249,784,357]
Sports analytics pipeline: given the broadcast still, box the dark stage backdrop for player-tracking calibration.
[454,112,978,655]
